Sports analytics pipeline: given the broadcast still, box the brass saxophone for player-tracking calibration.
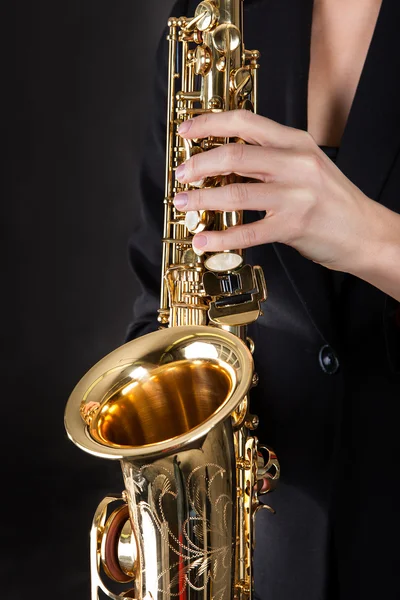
[64,2,280,599]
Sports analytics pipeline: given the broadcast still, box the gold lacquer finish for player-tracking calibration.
[65,2,279,599]
[91,359,234,448]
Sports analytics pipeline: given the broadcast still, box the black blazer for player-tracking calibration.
[127,1,400,598]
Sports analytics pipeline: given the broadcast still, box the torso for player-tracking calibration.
[307,0,383,146]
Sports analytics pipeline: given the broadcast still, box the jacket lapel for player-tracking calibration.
[247,0,400,344]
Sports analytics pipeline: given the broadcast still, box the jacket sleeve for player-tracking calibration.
[125,0,189,342]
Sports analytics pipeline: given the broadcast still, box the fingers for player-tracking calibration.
[178,109,308,148]
[192,219,275,252]
[173,181,300,251]
[174,182,288,213]
[175,142,325,186]
[176,143,290,184]
[185,181,321,252]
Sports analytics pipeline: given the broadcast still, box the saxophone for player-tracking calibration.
[64,2,280,599]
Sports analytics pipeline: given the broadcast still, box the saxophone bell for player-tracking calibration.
[65,326,253,459]
[65,326,255,600]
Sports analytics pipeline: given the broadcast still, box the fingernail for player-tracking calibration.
[193,234,207,248]
[178,119,193,135]
[175,163,186,181]
[174,193,188,209]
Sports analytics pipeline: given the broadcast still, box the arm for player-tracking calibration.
[346,201,400,303]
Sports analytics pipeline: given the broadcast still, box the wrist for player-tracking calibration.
[348,201,400,300]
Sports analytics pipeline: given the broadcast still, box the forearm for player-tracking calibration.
[349,203,400,302]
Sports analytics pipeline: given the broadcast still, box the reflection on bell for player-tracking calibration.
[128,366,150,381]
[184,340,219,359]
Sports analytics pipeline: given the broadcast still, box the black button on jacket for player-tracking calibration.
[126,1,400,598]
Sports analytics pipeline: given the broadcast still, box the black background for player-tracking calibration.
[6,1,175,597]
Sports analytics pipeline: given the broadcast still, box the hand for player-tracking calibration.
[173,110,391,274]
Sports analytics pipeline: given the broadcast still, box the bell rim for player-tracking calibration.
[64,325,253,460]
